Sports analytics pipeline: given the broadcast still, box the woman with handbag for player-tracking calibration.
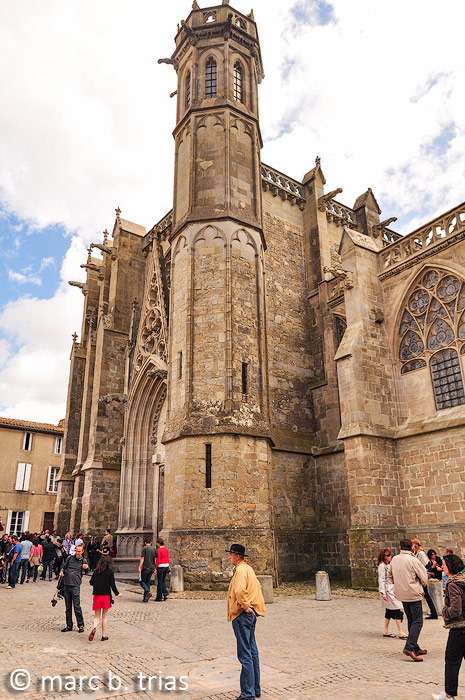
[28,538,43,583]
[88,554,122,641]
[433,554,465,700]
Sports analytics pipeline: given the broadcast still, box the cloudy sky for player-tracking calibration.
[1,0,464,424]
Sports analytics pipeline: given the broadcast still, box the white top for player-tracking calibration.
[378,562,403,611]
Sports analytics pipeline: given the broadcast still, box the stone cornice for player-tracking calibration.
[339,408,465,441]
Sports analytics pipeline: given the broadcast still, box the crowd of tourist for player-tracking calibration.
[377,537,465,700]
[0,528,116,588]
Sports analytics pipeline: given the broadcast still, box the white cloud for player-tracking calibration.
[0,0,465,421]
[39,256,54,271]
[0,281,83,423]
[8,269,42,285]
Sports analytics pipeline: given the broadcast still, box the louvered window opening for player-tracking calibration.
[185,71,191,109]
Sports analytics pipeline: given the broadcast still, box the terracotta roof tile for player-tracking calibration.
[0,416,64,433]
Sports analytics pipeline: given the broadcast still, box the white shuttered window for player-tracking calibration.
[15,463,31,491]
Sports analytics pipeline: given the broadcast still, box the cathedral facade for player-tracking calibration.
[55,1,465,587]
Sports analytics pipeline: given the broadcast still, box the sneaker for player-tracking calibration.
[61,627,72,632]
[146,592,152,601]
[432,693,453,700]
[78,628,84,633]
[6,585,13,589]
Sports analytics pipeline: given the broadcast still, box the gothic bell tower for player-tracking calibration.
[171,1,264,234]
[161,2,275,582]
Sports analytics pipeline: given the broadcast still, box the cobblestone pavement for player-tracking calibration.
[0,579,452,700]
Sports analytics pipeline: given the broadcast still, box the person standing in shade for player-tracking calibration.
[41,537,56,580]
[59,544,88,632]
[226,544,266,700]
[28,537,43,582]
[389,538,428,661]
[19,535,33,584]
[102,529,113,552]
[6,535,21,589]
[412,538,438,619]
[154,538,170,601]
[87,536,100,571]
[138,536,156,602]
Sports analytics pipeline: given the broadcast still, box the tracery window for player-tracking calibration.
[398,268,465,409]
[334,315,347,348]
[233,61,243,102]
[185,70,191,109]
[205,58,217,98]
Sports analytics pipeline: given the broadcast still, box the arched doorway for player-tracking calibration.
[116,362,167,568]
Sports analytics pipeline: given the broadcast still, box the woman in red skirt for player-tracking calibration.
[88,554,122,641]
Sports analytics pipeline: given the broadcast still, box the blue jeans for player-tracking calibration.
[140,568,154,596]
[19,559,30,583]
[232,611,261,699]
[403,600,423,653]
[156,566,169,600]
[8,560,20,587]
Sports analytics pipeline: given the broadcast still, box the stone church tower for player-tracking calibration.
[56,0,465,587]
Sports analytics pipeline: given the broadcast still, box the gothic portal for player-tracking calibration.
[56,1,465,586]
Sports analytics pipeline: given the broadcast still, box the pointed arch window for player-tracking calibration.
[205,57,217,98]
[185,70,191,109]
[398,268,465,409]
[233,61,243,102]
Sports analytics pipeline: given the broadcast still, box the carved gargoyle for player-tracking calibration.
[372,217,398,238]
[157,57,179,70]
[318,188,343,212]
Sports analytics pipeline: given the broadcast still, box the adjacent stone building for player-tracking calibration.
[55,0,465,586]
[0,417,63,534]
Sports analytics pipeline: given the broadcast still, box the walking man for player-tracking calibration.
[389,538,429,661]
[226,544,265,700]
[138,536,156,602]
[59,544,88,632]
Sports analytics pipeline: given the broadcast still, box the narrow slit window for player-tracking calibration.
[233,61,243,102]
[242,362,248,395]
[23,432,32,451]
[205,444,212,488]
[178,351,183,379]
[205,58,217,98]
[185,70,191,109]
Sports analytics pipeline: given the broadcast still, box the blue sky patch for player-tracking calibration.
[426,123,456,157]
[290,0,335,27]
[0,210,70,310]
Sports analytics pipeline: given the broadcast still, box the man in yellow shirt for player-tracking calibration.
[226,544,266,700]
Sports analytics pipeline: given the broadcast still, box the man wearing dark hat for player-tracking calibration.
[226,544,266,700]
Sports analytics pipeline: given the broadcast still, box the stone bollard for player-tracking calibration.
[427,578,443,616]
[169,564,184,593]
[315,571,331,601]
[257,575,273,604]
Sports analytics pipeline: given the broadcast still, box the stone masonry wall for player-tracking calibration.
[162,433,274,584]
[262,199,315,447]
[398,425,465,543]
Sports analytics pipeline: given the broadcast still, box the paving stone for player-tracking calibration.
[0,580,450,700]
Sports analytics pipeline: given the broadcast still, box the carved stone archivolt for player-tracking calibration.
[134,243,169,372]
[151,385,167,445]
